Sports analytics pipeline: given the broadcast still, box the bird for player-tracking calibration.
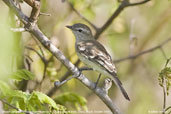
[66,23,130,101]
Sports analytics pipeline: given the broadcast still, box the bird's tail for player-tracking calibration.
[110,72,130,101]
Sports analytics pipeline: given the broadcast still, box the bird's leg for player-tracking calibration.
[78,67,93,77]
[79,67,93,72]
[55,67,93,87]
[94,73,101,89]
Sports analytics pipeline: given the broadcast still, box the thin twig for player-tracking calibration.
[54,67,93,87]
[54,75,78,87]
[161,58,171,114]
[23,0,40,23]
[165,106,171,113]
[159,47,168,60]
[0,99,19,111]
[94,0,151,39]
[0,99,34,114]
[11,27,25,32]
[165,58,171,67]
[24,55,34,62]
[3,1,121,113]
[47,0,151,96]
[47,59,81,96]
[31,34,45,57]
[39,12,51,16]
[114,38,171,63]
[162,78,166,114]
[127,0,150,6]
[25,46,46,63]
[66,0,98,31]
[47,37,171,96]
[94,0,127,39]
[25,46,48,90]
[129,19,137,56]
[79,67,93,71]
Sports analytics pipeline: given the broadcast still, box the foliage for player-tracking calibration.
[54,92,87,111]
[10,69,35,81]
[158,60,171,95]
[0,81,67,113]
[1,0,171,114]
[0,68,88,113]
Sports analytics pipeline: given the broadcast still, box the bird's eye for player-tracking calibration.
[78,29,82,32]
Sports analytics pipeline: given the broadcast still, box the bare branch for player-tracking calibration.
[25,46,46,63]
[54,67,93,87]
[165,58,171,67]
[162,78,167,114]
[25,46,50,90]
[0,99,34,114]
[47,36,171,97]
[48,0,151,96]
[114,38,171,63]
[23,0,40,23]
[165,106,171,113]
[31,35,45,60]
[94,0,151,39]
[127,0,150,6]
[66,1,98,31]
[39,12,51,16]
[2,0,121,113]
[11,27,25,32]
[54,75,78,87]
[159,47,168,60]
[47,59,81,96]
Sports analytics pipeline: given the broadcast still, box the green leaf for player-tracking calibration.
[11,90,29,104]
[158,67,171,95]
[0,80,11,97]
[54,92,87,110]
[30,91,60,110]
[0,81,66,112]
[10,69,34,81]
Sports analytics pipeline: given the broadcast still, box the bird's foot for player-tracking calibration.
[94,73,101,89]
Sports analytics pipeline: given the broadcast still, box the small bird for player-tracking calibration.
[66,23,130,101]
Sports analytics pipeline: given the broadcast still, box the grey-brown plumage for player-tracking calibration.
[66,23,130,101]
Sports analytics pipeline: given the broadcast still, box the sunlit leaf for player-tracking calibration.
[10,69,34,81]
[158,67,171,95]
[30,91,62,110]
[54,92,87,110]
[0,80,11,97]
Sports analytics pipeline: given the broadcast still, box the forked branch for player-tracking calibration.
[2,0,121,113]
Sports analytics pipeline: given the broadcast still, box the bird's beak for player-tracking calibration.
[66,25,73,30]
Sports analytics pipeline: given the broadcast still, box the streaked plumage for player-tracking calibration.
[67,23,130,101]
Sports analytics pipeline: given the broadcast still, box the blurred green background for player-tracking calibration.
[0,0,171,114]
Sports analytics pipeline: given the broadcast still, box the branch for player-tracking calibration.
[0,99,34,114]
[11,27,25,32]
[165,106,171,113]
[94,0,151,39]
[47,0,151,96]
[66,0,98,31]
[127,0,150,6]
[26,46,45,61]
[23,0,40,23]
[54,67,93,87]
[2,0,121,114]
[114,38,171,63]
[48,37,171,96]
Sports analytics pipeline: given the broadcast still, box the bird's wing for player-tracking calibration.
[76,40,117,74]
[76,40,130,101]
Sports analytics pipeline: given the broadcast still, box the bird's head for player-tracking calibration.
[66,23,94,41]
